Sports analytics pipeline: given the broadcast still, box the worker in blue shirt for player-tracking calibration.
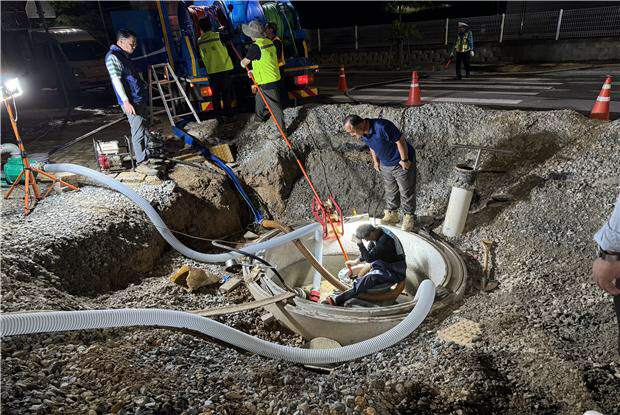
[593,191,620,354]
[343,114,417,231]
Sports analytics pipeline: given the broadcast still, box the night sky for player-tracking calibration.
[292,1,620,29]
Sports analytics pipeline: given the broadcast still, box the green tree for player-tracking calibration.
[50,1,108,43]
[384,1,444,68]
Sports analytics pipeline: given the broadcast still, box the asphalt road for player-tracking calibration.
[315,66,620,119]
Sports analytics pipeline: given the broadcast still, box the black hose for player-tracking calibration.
[211,240,294,293]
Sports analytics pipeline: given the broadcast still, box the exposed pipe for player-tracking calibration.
[0,143,21,157]
[0,280,435,364]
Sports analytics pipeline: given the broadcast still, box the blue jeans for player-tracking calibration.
[334,260,406,305]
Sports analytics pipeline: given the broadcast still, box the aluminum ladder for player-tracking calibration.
[148,63,200,127]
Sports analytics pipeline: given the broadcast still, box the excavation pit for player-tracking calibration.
[246,216,467,345]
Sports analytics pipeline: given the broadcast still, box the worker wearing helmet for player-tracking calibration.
[450,22,474,80]
[240,20,285,134]
[326,224,407,306]
[197,18,234,123]
[265,22,289,108]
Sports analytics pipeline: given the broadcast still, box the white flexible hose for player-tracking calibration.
[0,280,435,364]
[3,163,438,363]
[45,164,321,262]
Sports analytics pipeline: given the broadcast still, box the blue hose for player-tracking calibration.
[172,126,263,224]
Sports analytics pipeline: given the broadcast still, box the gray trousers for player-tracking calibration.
[380,163,417,215]
[124,101,152,164]
[255,86,285,131]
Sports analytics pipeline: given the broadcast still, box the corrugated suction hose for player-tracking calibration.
[0,163,436,364]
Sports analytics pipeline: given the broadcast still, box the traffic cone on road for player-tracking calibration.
[338,65,348,92]
[405,71,423,106]
[591,75,612,121]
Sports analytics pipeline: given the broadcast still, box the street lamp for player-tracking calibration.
[0,78,23,102]
[2,77,79,215]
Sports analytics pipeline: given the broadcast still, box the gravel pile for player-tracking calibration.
[2,104,620,415]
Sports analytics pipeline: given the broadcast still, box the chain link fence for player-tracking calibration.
[307,5,620,53]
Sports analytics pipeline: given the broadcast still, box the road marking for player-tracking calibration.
[424,79,563,85]
[393,82,554,90]
[334,94,522,105]
[430,76,556,81]
[352,88,541,96]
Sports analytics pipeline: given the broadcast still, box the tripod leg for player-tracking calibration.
[29,170,42,200]
[4,170,25,199]
[24,169,31,214]
[34,168,79,191]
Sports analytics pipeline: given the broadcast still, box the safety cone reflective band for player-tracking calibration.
[591,75,612,121]
[338,65,348,92]
[406,71,423,106]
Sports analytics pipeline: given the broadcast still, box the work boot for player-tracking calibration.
[401,213,415,232]
[380,209,399,225]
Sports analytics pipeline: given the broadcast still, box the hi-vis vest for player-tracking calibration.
[197,32,232,75]
[454,31,472,53]
[252,38,281,85]
[272,36,285,67]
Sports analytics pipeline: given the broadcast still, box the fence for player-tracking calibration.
[307,5,620,53]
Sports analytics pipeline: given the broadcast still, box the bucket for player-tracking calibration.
[454,163,478,185]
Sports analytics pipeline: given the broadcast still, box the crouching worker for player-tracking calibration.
[327,224,407,306]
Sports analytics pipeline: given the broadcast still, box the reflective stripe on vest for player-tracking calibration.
[455,31,471,52]
[252,38,281,85]
[197,32,232,75]
[273,36,285,67]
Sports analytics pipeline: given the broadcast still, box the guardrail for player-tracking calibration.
[307,5,620,53]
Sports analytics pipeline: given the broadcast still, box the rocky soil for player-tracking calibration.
[2,103,620,415]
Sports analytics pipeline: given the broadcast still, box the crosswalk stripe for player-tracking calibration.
[430,76,555,81]
[333,94,522,105]
[351,88,541,96]
[393,82,554,90]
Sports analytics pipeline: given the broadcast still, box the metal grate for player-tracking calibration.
[503,10,560,40]
[357,24,393,49]
[408,19,445,46]
[560,6,620,39]
[315,26,356,52]
[308,6,620,52]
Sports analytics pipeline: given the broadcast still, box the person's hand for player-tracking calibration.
[251,84,258,94]
[122,101,135,115]
[399,160,412,170]
[470,50,475,57]
[592,258,620,295]
[373,160,380,172]
[345,259,358,266]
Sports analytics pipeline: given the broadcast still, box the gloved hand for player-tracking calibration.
[338,267,352,281]
[470,50,474,57]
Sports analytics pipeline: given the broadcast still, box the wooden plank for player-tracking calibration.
[191,292,295,317]
[218,276,242,293]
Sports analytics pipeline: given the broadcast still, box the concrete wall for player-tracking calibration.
[310,37,620,67]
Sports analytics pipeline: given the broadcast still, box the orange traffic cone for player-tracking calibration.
[405,71,423,106]
[591,75,612,121]
[338,65,348,92]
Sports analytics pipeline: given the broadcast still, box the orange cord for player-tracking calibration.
[229,42,352,272]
